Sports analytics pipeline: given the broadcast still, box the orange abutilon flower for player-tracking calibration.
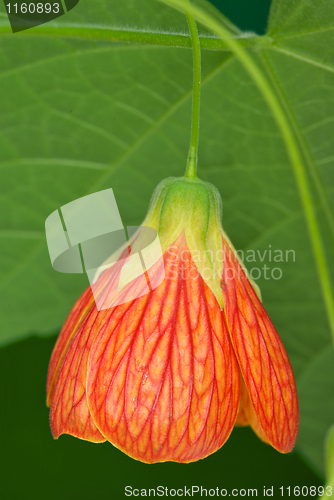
[47,176,299,463]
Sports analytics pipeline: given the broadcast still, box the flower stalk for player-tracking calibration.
[184,0,201,179]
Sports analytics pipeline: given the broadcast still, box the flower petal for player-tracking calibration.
[46,287,95,406]
[47,245,149,443]
[87,235,240,463]
[48,291,106,442]
[221,238,299,453]
[47,250,137,443]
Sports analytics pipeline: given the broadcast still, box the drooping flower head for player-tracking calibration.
[47,176,298,463]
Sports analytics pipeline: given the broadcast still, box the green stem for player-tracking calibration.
[161,0,334,343]
[184,0,201,179]
[0,23,259,51]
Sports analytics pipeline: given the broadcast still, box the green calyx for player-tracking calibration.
[144,176,225,308]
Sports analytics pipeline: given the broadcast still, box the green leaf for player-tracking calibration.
[0,0,333,476]
[267,0,334,72]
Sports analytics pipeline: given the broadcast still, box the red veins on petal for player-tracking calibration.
[47,287,106,443]
[49,307,106,443]
[86,234,240,463]
[47,243,151,443]
[47,248,143,443]
[46,286,95,406]
[221,238,299,453]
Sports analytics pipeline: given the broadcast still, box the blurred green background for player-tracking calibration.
[0,1,323,499]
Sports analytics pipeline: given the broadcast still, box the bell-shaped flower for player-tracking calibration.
[47,176,298,463]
